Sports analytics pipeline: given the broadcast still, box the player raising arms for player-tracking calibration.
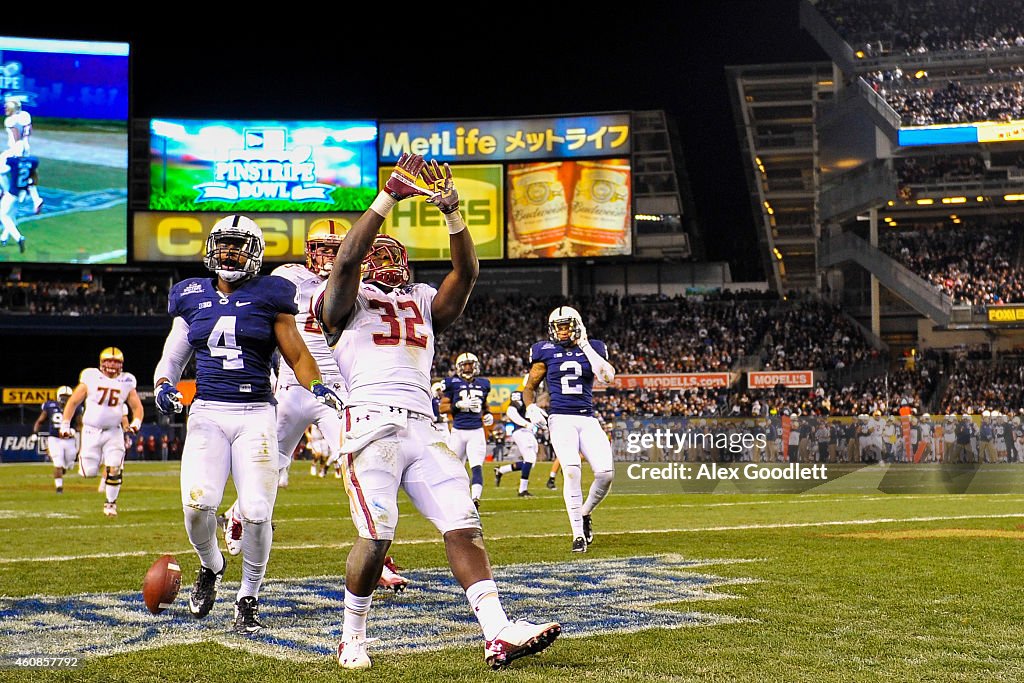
[151,215,343,635]
[440,352,492,507]
[494,385,539,497]
[61,347,144,517]
[523,306,616,553]
[316,153,559,670]
[34,385,81,493]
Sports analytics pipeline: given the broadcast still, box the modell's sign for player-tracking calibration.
[747,371,814,389]
[596,373,733,392]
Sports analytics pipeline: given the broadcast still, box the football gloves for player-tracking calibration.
[575,322,589,347]
[311,380,344,417]
[420,159,460,214]
[456,397,483,413]
[526,403,548,427]
[384,153,434,201]
[155,382,184,415]
[482,413,495,427]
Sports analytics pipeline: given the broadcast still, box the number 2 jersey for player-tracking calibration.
[529,339,608,417]
[270,263,344,388]
[315,281,436,417]
[168,275,298,403]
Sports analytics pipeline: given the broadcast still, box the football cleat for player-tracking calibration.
[572,537,587,553]
[218,506,243,556]
[518,490,534,497]
[103,502,117,517]
[583,514,594,544]
[233,596,263,635]
[473,498,481,510]
[494,469,503,487]
[484,620,561,669]
[17,236,25,253]
[337,635,377,669]
[189,554,226,619]
[546,477,557,490]
[310,464,318,476]
[377,556,409,593]
[278,468,289,488]
[55,485,63,494]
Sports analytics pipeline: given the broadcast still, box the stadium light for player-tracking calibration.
[916,198,934,205]
[1003,194,1024,201]
[941,197,966,204]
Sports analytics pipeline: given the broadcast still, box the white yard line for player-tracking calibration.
[4,512,1024,564]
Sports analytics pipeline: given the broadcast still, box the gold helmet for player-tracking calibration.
[306,218,346,277]
[100,347,124,377]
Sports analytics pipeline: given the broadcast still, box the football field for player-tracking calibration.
[1,460,1023,682]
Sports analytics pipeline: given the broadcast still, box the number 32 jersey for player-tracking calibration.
[315,281,436,416]
[529,339,608,417]
[168,276,298,403]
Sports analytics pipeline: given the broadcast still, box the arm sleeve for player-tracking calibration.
[580,339,616,383]
[153,317,193,385]
[506,405,530,428]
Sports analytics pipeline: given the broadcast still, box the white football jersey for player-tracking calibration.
[317,281,436,416]
[5,110,31,155]
[272,263,344,388]
[79,367,137,429]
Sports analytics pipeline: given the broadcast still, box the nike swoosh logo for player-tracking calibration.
[235,301,252,307]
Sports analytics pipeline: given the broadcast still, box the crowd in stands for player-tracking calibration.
[0,275,170,315]
[940,358,1024,414]
[895,155,987,185]
[759,299,879,372]
[881,223,1024,305]
[813,0,1024,56]
[881,79,1024,126]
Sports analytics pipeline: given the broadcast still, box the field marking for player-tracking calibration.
[7,495,1024,533]
[836,528,1024,540]
[5,512,1024,564]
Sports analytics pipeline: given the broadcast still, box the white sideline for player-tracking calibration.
[4,512,1024,564]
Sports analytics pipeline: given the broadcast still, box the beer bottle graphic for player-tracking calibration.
[508,162,568,257]
[567,160,631,256]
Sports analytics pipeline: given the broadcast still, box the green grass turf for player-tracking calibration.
[2,460,1024,682]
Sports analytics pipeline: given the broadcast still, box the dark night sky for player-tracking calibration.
[6,3,829,281]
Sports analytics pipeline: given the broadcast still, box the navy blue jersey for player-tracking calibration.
[40,400,82,435]
[529,339,607,417]
[432,396,442,421]
[168,275,298,403]
[6,156,38,194]
[444,375,491,430]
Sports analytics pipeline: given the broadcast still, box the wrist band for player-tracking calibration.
[310,379,323,391]
[445,210,467,235]
[369,191,397,218]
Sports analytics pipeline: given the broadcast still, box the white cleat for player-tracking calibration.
[337,635,377,669]
[103,502,118,517]
[484,619,561,669]
[218,503,243,556]
[278,468,289,488]
[376,556,409,593]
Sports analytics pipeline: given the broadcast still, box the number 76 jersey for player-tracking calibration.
[315,281,436,417]
[530,339,608,417]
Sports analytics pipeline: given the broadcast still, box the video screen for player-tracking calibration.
[149,119,378,213]
[0,35,129,264]
[506,158,632,258]
[377,164,504,261]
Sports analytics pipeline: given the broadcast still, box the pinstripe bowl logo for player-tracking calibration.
[0,555,756,662]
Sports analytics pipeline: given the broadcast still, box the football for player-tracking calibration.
[142,554,181,615]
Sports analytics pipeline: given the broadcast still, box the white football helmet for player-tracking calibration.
[456,352,480,379]
[204,215,265,282]
[548,305,583,345]
[431,381,445,396]
[56,385,73,405]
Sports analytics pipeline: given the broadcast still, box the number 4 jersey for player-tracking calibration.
[315,281,436,416]
[529,339,608,417]
[168,275,298,403]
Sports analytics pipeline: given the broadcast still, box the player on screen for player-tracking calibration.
[494,387,538,497]
[3,98,42,213]
[33,385,81,494]
[60,347,144,517]
[523,305,617,553]
[439,352,492,507]
[315,153,559,670]
[151,214,343,635]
